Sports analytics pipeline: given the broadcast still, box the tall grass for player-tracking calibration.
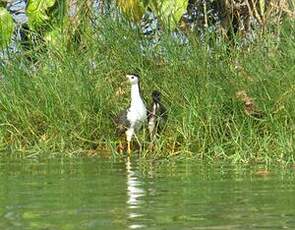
[0,16,294,163]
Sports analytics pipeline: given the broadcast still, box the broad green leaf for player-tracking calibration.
[27,0,56,29]
[116,0,145,22]
[149,0,188,29]
[0,7,14,48]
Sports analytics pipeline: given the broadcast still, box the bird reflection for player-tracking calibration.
[126,157,145,229]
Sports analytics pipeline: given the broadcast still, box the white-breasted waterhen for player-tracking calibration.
[114,74,147,155]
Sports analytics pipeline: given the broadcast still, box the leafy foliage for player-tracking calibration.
[27,0,56,29]
[116,0,188,29]
[116,0,145,22]
[149,0,188,29]
[0,7,14,48]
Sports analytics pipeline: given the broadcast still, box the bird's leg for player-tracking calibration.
[148,125,155,151]
[126,128,134,156]
[148,119,155,141]
[149,124,160,151]
[127,141,131,155]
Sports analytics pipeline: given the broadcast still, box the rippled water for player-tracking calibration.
[0,158,295,229]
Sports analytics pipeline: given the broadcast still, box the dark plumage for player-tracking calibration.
[147,90,167,140]
[113,110,129,154]
[114,110,130,136]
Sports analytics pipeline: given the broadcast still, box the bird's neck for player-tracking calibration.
[130,83,143,106]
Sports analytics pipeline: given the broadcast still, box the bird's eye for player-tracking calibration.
[131,77,134,79]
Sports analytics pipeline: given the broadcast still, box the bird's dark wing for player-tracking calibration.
[157,103,167,130]
[113,109,130,136]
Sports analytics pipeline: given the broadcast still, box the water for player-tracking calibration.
[0,158,295,229]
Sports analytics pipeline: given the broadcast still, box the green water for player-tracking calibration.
[1,159,295,229]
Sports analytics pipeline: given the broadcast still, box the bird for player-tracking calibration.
[147,90,167,141]
[114,74,147,155]
[236,90,265,119]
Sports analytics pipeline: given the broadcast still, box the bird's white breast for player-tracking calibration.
[127,100,147,129]
[127,83,147,130]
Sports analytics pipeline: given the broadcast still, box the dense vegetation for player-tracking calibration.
[0,1,294,163]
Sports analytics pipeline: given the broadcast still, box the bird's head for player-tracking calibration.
[126,74,140,85]
[152,90,161,103]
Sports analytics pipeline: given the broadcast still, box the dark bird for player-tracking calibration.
[147,90,167,141]
[114,74,147,155]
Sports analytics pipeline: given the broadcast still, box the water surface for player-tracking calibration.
[0,158,295,229]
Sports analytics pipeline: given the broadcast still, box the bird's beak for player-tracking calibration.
[121,75,129,86]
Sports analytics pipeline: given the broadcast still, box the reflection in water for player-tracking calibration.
[126,157,146,229]
[1,160,295,229]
